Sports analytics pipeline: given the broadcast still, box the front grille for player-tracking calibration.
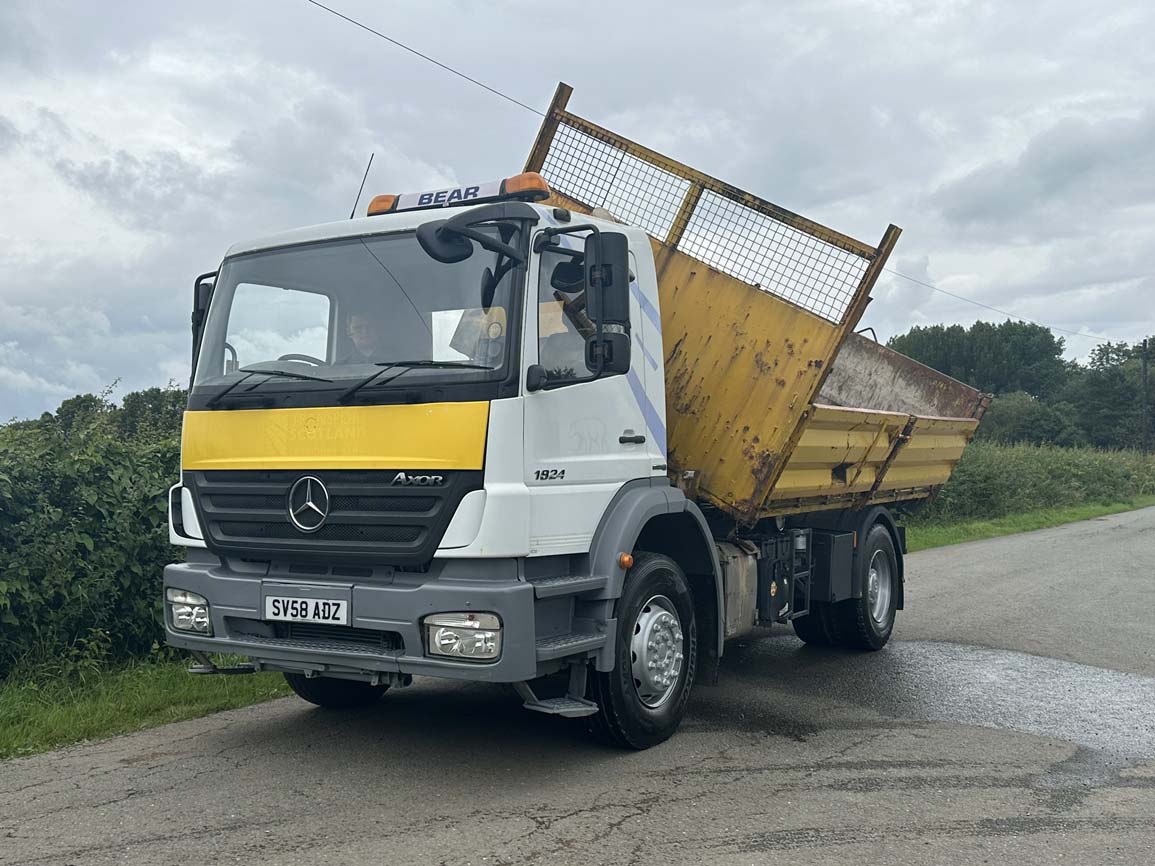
[331,495,436,513]
[276,622,402,648]
[217,522,423,543]
[207,494,437,514]
[186,468,483,565]
[232,622,403,656]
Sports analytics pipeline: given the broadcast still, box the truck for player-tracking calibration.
[165,83,986,748]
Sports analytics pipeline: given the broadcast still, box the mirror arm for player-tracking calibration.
[440,209,531,263]
[533,223,600,253]
[534,241,584,259]
[445,224,525,262]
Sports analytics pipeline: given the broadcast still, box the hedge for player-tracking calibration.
[0,390,182,678]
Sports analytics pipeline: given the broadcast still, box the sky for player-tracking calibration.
[2,0,1153,420]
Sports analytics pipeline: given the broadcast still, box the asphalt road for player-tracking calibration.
[4,507,1155,865]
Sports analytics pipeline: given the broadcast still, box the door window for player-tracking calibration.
[537,250,598,385]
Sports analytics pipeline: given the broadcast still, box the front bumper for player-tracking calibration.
[163,556,541,682]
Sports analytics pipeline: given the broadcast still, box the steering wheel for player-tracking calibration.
[277,353,327,366]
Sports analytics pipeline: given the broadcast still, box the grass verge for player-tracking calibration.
[0,658,290,760]
[905,496,1155,552]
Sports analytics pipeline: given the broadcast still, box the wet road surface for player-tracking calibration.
[3,506,1155,865]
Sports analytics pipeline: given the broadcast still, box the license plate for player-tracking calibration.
[264,596,348,625]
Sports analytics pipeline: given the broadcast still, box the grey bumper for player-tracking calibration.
[163,557,541,682]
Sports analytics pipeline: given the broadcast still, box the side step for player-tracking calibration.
[514,670,599,718]
[535,631,606,662]
[521,695,599,718]
[528,574,608,598]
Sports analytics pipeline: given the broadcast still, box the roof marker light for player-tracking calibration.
[366,194,398,216]
[500,172,551,199]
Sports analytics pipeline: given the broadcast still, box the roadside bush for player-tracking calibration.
[0,389,183,679]
[915,441,1155,523]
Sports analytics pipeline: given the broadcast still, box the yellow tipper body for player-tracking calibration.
[182,402,490,471]
[527,83,987,523]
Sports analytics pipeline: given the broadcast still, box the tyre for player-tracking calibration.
[588,553,698,750]
[283,673,388,708]
[832,523,898,650]
[791,602,838,646]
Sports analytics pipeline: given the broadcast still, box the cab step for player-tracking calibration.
[521,695,599,718]
[528,574,607,598]
[514,668,598,718]
[535,631,606,661]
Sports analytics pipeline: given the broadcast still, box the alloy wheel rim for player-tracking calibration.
[630,594,685,708]
[867,549,893,625]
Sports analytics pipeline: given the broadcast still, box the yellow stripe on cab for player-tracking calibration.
[181,402,490,471]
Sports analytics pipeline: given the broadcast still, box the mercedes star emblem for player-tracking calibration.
[287,476,330,533]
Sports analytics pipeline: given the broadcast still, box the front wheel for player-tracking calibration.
[283,673,388,708]
[587,553,697,749]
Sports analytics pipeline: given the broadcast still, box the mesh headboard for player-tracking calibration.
[525,84,898,325]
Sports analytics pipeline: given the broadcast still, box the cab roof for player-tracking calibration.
[222,202,643,260]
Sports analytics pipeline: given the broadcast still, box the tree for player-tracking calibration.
[1056,339,1152,450]
[975,392,1083,447]
[888,319,1067,398]
[117,386,187,440]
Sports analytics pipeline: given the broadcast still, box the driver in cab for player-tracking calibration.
[342,312,385,364]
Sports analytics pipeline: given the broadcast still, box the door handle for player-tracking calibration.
[619,434,646,445]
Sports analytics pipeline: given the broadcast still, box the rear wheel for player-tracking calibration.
[283,673,388,708]
[588,553,697,749]
[833,524,898,650]
[791,602,839,646]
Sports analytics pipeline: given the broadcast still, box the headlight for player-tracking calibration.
[167,587,212,635]
[424,612,501,661]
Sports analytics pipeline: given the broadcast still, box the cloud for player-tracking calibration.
[1,0,1154,418]
[0,18,456,418]
[932,111,1155,236]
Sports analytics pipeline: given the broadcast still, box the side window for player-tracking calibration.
[225,283,330,369]
[538,250,597,385]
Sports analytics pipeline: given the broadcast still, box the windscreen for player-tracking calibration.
[192,229,519,395]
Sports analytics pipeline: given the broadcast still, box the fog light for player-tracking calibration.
[425,612,501,661]
[167,587,212,635]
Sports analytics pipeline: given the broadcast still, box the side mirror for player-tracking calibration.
[190,271,217,385]
[526,364,547,392]
[417,219,474,263]
[586,330,630,376]
[193,278,214,328]
[550,259,584,292]
[584,231,630,326]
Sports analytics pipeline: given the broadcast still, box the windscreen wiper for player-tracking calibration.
[206,366,332,408]
[337,359,491,404]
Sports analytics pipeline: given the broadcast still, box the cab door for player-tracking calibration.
[522,238,650,557]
